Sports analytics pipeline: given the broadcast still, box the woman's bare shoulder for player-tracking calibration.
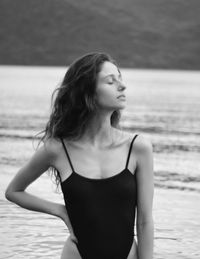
[119,130,152,150]
[113,129,153,152]
[43,137,63,159]
[130,134,153,155]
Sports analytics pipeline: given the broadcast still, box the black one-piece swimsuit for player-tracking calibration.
[58,134,138,259]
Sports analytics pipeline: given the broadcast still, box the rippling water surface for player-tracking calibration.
[0,66,200,258]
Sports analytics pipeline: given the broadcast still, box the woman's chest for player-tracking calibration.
[56,141,136,181]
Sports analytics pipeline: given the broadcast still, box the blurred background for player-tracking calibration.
[1,0,200,68]
[0,1,200,259]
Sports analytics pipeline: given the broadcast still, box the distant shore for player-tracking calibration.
[1,0,200,69]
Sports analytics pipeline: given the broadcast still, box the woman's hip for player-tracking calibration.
[60,236,138,259]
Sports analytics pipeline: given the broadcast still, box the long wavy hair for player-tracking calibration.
[37,52,122,190]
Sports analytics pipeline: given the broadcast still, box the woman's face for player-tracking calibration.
[95,61,126,110]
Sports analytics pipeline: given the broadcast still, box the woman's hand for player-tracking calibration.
[56,204,78,244]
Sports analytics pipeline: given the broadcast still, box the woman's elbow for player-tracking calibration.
[5,187,14,201]
[5,175,27,201]
[5,185,21,202]
[5,190,12,201]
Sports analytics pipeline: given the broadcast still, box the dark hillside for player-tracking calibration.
[0,0,200,69]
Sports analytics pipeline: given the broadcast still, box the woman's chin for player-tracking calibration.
[117,103,126,109]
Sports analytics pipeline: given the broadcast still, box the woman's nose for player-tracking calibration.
[118,81,126,91]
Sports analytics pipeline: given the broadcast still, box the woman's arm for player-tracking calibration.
[135,135,154,259]
[4,139,76,240]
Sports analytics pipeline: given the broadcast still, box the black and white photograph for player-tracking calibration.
[1,1,200,258]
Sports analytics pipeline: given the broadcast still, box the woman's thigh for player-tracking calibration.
[60,236,82,259]
[127,238,138,259]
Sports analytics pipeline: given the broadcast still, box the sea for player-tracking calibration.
[0,66,200,259]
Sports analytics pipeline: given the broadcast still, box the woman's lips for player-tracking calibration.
[117,94,126,100]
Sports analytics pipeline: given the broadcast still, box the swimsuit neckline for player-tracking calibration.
[60,168,136,185]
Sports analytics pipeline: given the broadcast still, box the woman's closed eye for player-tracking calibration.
[107,77,118,84]
[108,78,122,85]
[108,80,114,84]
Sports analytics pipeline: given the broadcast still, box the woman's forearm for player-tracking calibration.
[136,219,154,259]
[5,191,74,233]
[6,191,61,216]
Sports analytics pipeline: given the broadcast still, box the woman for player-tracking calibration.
[5,52,154,259]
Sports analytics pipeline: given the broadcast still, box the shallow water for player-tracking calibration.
[0,66,200,258]
[1,175,200,259]
[1,66,200,192]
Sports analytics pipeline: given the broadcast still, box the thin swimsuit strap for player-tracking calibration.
[60,134,139,173]
[125,134,138,169]
[60,138,75,172]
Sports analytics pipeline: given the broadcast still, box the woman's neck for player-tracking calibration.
[78,111,119,148]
